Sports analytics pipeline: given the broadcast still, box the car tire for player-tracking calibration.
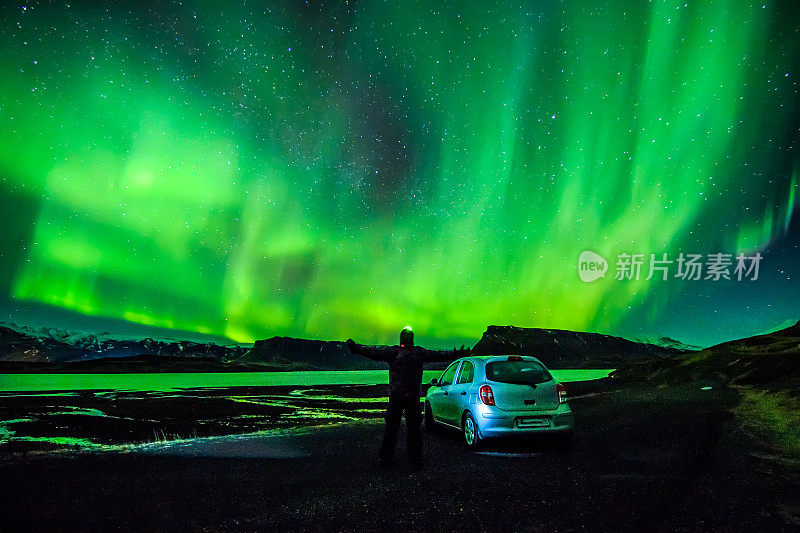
[462,411,481,449]
[424,401,437,432]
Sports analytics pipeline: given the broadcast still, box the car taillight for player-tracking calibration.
[479,385,495,406]
[557,383,567,404]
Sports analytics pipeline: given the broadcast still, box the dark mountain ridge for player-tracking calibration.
[472,325,691,368]
[240,337,385,370]
[0,322,698,372]
[612,319,800,386]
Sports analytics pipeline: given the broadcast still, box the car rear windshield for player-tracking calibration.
[485,361,552,385]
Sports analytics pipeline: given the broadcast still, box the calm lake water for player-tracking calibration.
[0,369,612,392]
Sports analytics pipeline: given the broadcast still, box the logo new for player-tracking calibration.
[578,251,608,282]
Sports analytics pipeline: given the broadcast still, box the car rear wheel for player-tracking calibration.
[462,412,481,449]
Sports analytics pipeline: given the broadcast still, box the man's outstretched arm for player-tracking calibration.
[346,338,391,362]
[420,345,471,363]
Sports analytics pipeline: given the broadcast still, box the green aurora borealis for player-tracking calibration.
[1,1,798,347]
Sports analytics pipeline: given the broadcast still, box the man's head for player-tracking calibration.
[399,326,414,347]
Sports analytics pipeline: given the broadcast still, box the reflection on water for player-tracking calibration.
[0,370,612,453]
[0,369,612,392]
[0,383,395,453]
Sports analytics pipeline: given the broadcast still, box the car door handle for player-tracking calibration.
[443,391,448,396]
[461,391,466,395]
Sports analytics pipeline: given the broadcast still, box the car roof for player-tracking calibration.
[460,355,545,364]
[464,354,540,359]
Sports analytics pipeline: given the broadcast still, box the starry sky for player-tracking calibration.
[0,0,798,348]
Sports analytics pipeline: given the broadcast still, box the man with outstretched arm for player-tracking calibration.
[346,326,468,470]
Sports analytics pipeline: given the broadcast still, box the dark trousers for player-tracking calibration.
[379,395,422,465]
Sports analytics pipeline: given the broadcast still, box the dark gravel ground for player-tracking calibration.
[1,381,798,532]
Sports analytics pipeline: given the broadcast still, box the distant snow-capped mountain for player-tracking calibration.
[0,322,249,363]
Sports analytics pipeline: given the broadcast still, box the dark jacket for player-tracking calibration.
[347,341,464,399]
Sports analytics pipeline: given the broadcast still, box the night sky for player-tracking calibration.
[1,1,798,348]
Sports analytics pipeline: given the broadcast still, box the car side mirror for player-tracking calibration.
[430,378,438,386]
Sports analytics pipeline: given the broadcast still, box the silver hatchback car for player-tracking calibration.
[424,355,574,448]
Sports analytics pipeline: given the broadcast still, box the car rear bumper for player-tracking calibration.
[476,402,574,437]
